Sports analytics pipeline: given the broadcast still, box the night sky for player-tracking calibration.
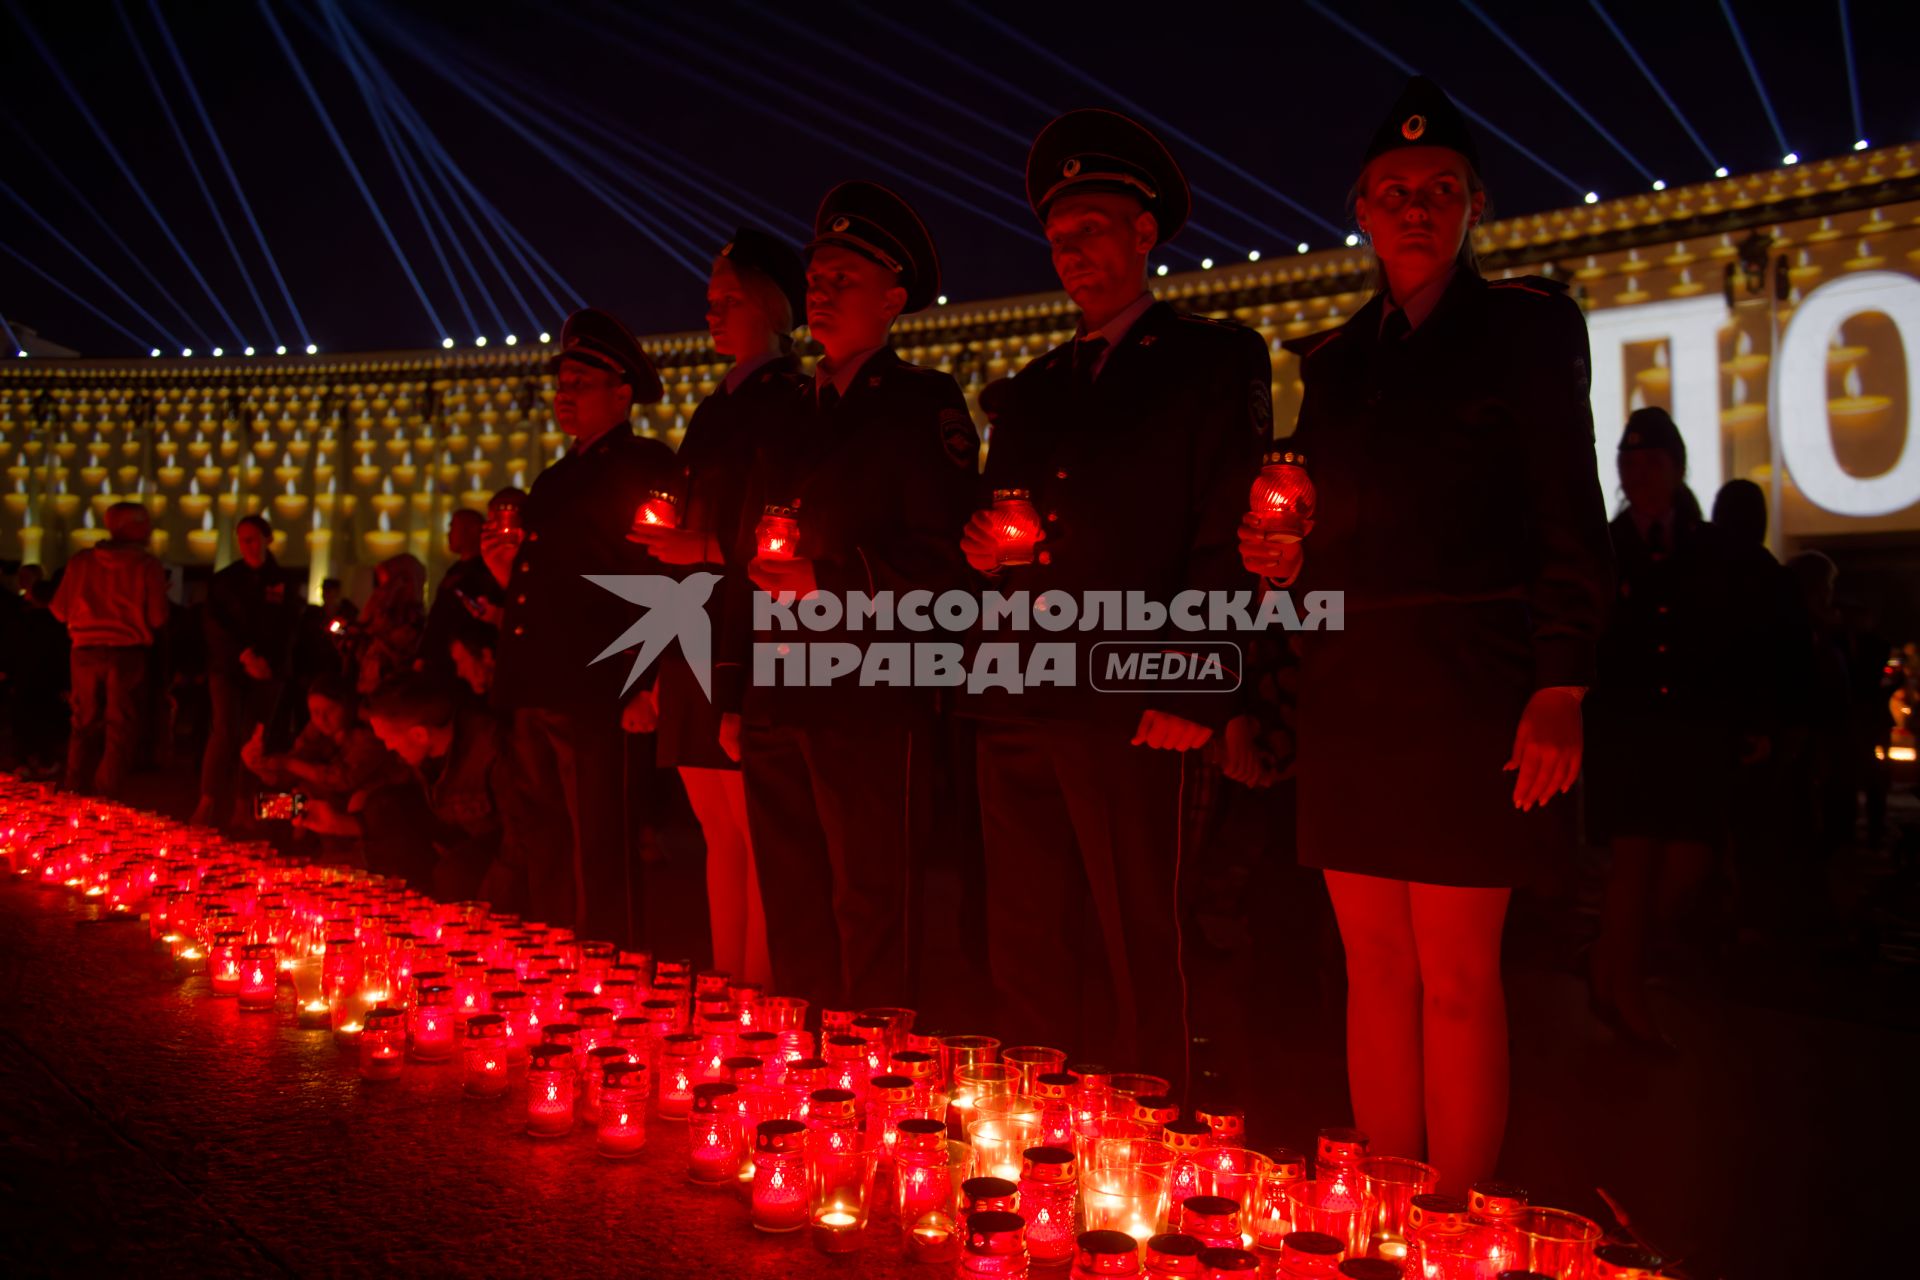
[1,0,1911,357]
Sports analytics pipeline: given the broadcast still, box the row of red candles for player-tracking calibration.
[0,779,1670,1280]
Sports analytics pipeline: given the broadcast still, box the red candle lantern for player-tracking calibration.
[989,489,1043,566]
[894,1117,954,1227]
[237,942,278,1011]
[1247,450,1315,542]
[208,929,246,996]
[750,1119,811,1232]
[961,1176,1020,1218]
[1252,1148,1309,1250]
[408,984,457,1062]
[359,1007,406,1082]
[526,1044,577,1137]
[1072,1229,1145,1279]
[463,1013,510,1098]
[583,1044,634,1122]
[1197,1105,1245,1147]
[596,1061,649,1159]
[1133,1094,1181,1143]
[755,503,800,559]
[1408,1193,1518,1279]
[1165,1120,1212,1211]
[688,1082,746,1185]
[1332,1261,1402,1279]
[963,1209,1031,1279]
[630,488,680,537]
[1034,1072,1080,1148]
[657,1031,703,1119]
[490,989,532,1066]
[1272,1231,1345,1279]
[1198,1247,1260,1278]
[1018,1146,1080,1266]
[1145,1232,1208,1278]
[1592,1244,1665,1278]
[1178,1195,1243,1250]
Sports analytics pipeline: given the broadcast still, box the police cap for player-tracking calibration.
[548,307,664,404]
[717,227,806,330]
[1026,108,1190,244]
[1362,76,1482,174]
[806,181,941,314]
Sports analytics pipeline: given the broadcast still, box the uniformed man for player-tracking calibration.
[959,110,1271,1086]
[740,181,979,1013]
[484,307,676,945]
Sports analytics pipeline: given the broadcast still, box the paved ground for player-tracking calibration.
[1,764,1915,1277]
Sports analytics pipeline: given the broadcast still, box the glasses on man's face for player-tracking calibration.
[556,371,620,397]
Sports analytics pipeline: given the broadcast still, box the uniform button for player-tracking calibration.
[513,626,525,636]
[1037,550,1052,566]
[1656,605,1669,614]
[1656,644,1667,653]
[517,595,528,605]
[1055,469,1069,480]
[1045,512,1058,524]
[528,531,540,543]
[1658,686,1669,695]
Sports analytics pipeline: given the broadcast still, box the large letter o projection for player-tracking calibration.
[1778,271,1920,517]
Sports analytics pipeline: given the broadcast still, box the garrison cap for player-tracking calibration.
[806,181,942,314]
[1362,76,1482,173]
[1026,108,1190,245]
[717,227,807,329]
[548,307,664,404]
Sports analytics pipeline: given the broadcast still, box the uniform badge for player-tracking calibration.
[1139,334,1157,347]
[938,406,978,469]
[831,216,850,233]
[869,375,883,388]
[1402,114,1426,140]
[1063,157,1082,178]
[721,241,735,256]
[1250,377,1273,439]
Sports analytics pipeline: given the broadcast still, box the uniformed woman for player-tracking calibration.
[1584,407,1748,1049]
[1242,78,1613,1195]
[627,228,807,989]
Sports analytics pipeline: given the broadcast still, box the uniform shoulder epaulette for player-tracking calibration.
[1487,274,1571,300]
[1172,310,1239,330]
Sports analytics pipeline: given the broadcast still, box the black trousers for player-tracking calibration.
[65,645,147,798]
[974,718,1189,1090]
[513,706,639,947]
[199,672,284,825]
[743,715,925,1013]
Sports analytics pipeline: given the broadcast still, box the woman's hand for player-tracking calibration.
[718,712,742,764]
[1506,686,1584,810]
[629,524,716,566]
[1132,709,1214,752]
[621,687,659,735]
[1238,515,1306,585]
[480,525,523,587]
[1220,713,1270,787]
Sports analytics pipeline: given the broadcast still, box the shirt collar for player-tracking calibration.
[1076,291,1155,349]
[1380,264,1457,336]
[815,346,884,402]
[722,349,779,395]
[1628,504,1674,542]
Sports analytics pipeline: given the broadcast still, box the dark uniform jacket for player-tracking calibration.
[966,300,1271,730]
[422,556,504,675]
[494,423,677,714]
[736,346,978,725]
[205,555,299,679]
[1284,270,1614,886]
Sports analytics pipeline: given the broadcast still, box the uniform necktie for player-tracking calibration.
[1380,307,1412,346]
[817,381,840,414]
[1074,336,1109,391]
[1646,521,1666,559]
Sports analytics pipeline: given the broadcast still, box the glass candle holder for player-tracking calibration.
[756,504,800,559]
[969,1117,1041,1183]
[583,1044,634,1122]
[988,489,1042,567]
[1073,1229,1146,1279]
[1198,1148,1272,1241]
[359,1007,405,1081]
[526,1044,577,1137]
[1251,1149,1309,1250]
[954,1062,1020,1135]
[1198,1247,1260,1278]
[1248,450,1314,541]
[657,1031,703,1118]
[1273,1230,1346,1278]
[1107,1073,1172,1102]
[1018,1146,1081,1266]
[940,1034,1001,1089]
[1287,1181,1369,1259]
[810,1129,879,1256]
[688,1082,746,1185]
[894,1117,955,1228]
[751,1119,811,1232]
[409,984,457,1062]
[631,489,679,534]
[908,1208,962,1265]
[597,1063,649,1159]
[1361,1156,1440,1260]
[237,942,278,1011]
[961,1175,1021,1218]
[1133,1094,1182,1143]
[1034,1071,1081,1147]
[1178,1195,1244,1250]
[1145,1232,1208,1278]
[1084,1166,1165,1244]
[1507,1207,1601,1280]
[463,1013,510,1098]
[1000,1044,1067,1097]
[208,929,246,995]
[491,989,532,1065]
[963,1209,1031,1278]
[1196,1106,1245,1147]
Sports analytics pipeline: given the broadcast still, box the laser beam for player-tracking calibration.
[1718,0,1791,159]
[1587,0,1721,173]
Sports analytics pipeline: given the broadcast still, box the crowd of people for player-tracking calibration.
[0,79,1914,1200]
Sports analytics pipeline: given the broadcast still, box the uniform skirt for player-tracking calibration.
[1295,599,1570,888]
[655,651,734,771]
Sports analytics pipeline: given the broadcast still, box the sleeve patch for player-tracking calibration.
[939,406,979,469]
